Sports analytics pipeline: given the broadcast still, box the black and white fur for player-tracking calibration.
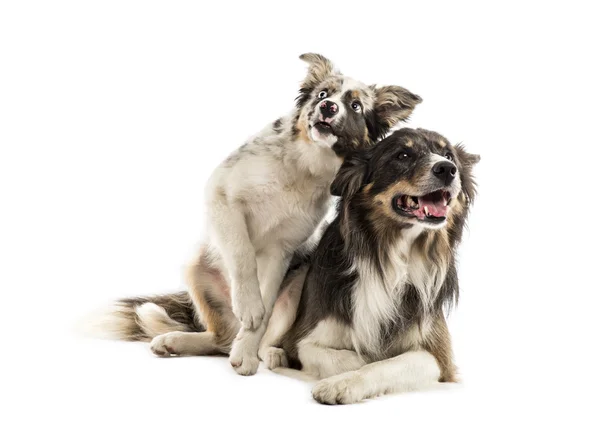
[260,128,479,403]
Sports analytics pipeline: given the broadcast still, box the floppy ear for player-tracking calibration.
[299,53,338,90]
[455,144,480,204]
[330,155,369,198]
[455,144,481,167]
[368,85,422,140]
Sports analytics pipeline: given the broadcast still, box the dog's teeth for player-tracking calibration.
[424,206,429,216]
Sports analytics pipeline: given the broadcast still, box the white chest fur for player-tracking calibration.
[350,226,426,356]
[207,129,342,255]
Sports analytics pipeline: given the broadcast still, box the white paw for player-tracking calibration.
[312,372,365,405]
[262,347,288,370]
[150,332,185,357]
[232,290,265,330]
[229,340,260,376]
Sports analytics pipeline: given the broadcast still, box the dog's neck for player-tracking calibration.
[340,198,454,308]
[291,137,342,178]
[340,206,427,356]
[337,200,454,356]
[281,110,343,179]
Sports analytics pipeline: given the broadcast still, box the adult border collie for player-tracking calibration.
[261,128,479,404]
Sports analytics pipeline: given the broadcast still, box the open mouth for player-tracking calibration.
[312,121,334,136]
[392,190,452,224]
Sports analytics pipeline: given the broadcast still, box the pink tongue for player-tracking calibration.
[416,195,448,219]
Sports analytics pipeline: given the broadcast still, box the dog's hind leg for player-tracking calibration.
[150,331,222,357]
[152,249,240,357]
[229,246,290,375]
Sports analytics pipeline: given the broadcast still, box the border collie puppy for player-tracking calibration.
[90,54,421,376]
[261,128,479,404]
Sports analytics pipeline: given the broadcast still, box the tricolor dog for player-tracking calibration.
[261,128,480,404]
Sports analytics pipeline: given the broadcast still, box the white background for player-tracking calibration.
[1,1,599,426]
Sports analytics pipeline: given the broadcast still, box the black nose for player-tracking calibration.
[319,100,338,118]
[432,161,457,185]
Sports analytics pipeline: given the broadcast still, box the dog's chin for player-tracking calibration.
[391,190,454,229]
[309,122,338,147]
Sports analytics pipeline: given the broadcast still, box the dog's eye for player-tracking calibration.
[444,152,454,161]
[318,90,328,99]
[351,101,362,112]
[398,152,410,160]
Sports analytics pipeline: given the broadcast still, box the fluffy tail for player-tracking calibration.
[82,291,204,342]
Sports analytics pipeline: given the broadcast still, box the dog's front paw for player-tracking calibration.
[229,340,260,376]
[261,347,288,370]
[312,372,365,405]
[232,290,265,330]
[150,332,185,357]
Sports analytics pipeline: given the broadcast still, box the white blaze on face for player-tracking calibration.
[309,91,345,146]
[309,78,368,147]
[428,153,462,194]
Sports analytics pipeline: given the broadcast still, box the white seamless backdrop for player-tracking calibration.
[1,1,598,426]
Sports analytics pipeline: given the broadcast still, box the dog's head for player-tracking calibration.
[331,128,479,230]
[294,53,422,155]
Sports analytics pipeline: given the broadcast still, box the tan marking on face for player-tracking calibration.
[444,192,465,229]
[438,140,447,148]
[405,140,414,147]
[370,180,420,223]
[368,163,437,223]
[295,115,311,144]
[375,180,423,203]
[362,182,374,193]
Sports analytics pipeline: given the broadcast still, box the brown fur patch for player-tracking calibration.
[445,194,465,230]
[423,315,457,382]
[371,179,423,221]
[294,115,312,144]
[414,229,451,276]
[375,180,422,202]
[186,248,239,351]
[369,210,412,255]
